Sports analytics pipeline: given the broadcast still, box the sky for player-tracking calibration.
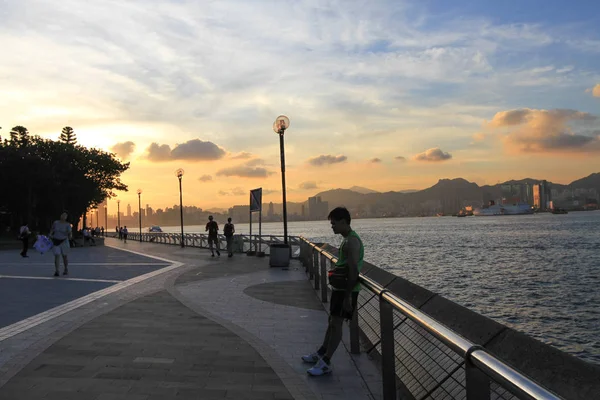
[1,0,599,211]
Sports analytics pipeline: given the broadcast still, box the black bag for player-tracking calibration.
[52,238,66,247]
[328,266,349,290]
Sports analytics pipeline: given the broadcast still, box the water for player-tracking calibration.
[161,211,600,365]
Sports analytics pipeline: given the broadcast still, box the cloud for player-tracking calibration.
[308,154,348,166]
[218,187,246,196]
[413,148,453,162]
[369,158,382,163]
[198,175,212,182]
[110,141,136,159]
[244,158,267,167]
[299,181,318,190]
[216,165,274,178]
[262,189,279,195]
[146,139,226,162]
[231,152,253,159]
[486,108,600,153]
[591,84,600,97]
[395,156,407,162]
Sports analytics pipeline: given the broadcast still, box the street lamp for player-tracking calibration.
[175,168,185,248]
[137,189,142,242]
[117,199,121,235]
[273,115,290,245]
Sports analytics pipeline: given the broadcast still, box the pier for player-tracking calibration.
[0,237,598,399]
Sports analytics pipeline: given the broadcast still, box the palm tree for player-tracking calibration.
[60,126,77,145]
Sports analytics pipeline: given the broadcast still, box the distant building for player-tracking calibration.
[146,205,153,218]
[308,196,329,220]
[268,202,274,219]
[501,183,533,205]
[301,204,305,219]
[127,204,132,217]
[532,180,552,210]
[228,205,250,223]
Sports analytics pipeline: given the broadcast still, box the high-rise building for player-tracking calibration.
[532,180,552,210]
[268,202,274,219]
[308,196,329,220]
[146,205,153,218]
[127,204,132,217]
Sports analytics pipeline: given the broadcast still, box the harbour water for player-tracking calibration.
[161,211,600,365]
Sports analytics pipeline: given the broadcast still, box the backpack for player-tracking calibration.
[224,223,234,236]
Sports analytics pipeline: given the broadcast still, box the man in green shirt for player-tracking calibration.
[304,206,364,376]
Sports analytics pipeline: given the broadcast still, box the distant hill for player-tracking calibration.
[569,173,600,190]
[245,172,600,218]
[349,186,379,194]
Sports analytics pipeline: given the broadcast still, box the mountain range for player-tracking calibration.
[276,172,600,217]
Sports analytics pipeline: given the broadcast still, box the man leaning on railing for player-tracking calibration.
[302,206,364,376]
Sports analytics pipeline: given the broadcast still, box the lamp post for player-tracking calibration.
[117,200,121,234]
[176,168,185,248]
[273,115,290,245]
[137,189,142,242]
[104,203,108,237]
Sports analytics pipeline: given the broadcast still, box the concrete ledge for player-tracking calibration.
[385,276,435,308]
[485,328,600,400]
[418,294,506,345]
[362,265,397,287]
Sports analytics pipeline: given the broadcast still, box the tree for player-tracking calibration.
[9,126,29,147]
[0,134,129,233]
[60,126,77,145]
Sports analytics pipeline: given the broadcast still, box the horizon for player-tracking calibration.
[2,0,599,210]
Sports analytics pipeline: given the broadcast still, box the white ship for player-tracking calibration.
[473,201,533,216]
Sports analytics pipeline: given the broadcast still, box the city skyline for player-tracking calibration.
[2,0,600,210]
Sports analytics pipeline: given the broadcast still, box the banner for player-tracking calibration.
[250,188,262,212]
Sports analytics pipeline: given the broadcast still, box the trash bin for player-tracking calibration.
[233,235,244,253]
[269,243,290,267]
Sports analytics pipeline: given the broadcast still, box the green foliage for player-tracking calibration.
[0,129,129,231]
[60,126,77,144]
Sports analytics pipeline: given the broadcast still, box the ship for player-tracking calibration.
[473,200,533,216]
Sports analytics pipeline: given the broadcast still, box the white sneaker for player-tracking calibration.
[301,352,321,363]
[307,358,333,376]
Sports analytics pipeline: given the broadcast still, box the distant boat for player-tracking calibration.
[551,208,568,214]
[473,202,533,216]
[148,225,163,232]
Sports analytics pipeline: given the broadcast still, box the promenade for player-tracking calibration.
[0,239,382,400]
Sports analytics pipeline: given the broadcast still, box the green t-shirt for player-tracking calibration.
[333,230,364,292]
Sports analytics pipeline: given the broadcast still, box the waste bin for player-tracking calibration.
[269,243,290,267]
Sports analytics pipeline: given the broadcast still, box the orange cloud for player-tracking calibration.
[413,148,452,162]
[307,154,348,166]
[110,141,136,160]
[593,84,600,97]
[486,108,600,153]
[145,139,226,162]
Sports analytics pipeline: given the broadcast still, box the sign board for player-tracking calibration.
[250,188,262,212]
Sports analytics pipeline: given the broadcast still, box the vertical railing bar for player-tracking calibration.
[380,292,396,400]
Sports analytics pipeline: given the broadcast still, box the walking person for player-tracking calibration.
[118,226,123,240]
[49,212,73,277]
[205,216,220,257]
[303,207,364,376]
[19,222,31,258]
[123,226,128,243]
[223,217,235,257]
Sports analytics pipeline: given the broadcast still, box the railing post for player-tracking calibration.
[350,302,360,354]
[466,348,490,400]
[310,250,316,280]
[320,254,328,303]
[314,252,320,291]
[380,292,396,400]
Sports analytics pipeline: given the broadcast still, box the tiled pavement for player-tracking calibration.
[0,239,383,399]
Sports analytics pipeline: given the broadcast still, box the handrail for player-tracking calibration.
[298,236,562,400]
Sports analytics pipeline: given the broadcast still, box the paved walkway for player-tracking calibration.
[0,239,382,399]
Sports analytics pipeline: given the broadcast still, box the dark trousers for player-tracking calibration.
[20,237,29,256]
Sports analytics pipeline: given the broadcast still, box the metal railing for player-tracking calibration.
[298,237,562,400]
[113,232,302,258]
